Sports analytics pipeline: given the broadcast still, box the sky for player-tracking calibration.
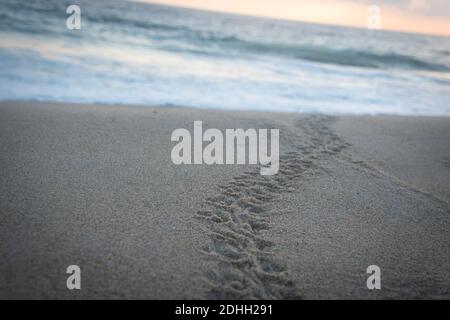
[134,0,450,36]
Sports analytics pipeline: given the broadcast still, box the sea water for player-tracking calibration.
[1,0,449,115]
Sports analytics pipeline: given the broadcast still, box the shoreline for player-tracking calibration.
[2,99,450,118]
[0,101,449,299]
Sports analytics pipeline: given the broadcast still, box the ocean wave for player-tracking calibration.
[86,14,183,33]
[102,17,449,72]
[1,0,448,74]
[1,0,449,116]
[160,31,450,72]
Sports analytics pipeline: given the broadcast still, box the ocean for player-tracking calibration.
[1,0,450,115]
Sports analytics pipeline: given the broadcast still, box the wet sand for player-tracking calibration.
[0,101,449,299]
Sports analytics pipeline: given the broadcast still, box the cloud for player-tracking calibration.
[139,0,450,35]
[346,0,450,16]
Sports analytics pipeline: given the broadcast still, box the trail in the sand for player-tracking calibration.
[196,115,348,299]
[196,115,450,299]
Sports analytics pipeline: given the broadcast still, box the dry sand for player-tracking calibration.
[0,101,449,299]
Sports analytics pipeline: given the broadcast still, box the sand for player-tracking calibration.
[0,101,449,299]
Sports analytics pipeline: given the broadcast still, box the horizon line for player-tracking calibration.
[130,0,450,38]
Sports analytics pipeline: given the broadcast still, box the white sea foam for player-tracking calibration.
[0,0,449,115]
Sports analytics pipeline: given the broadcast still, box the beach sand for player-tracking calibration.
[0,101,449,299]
